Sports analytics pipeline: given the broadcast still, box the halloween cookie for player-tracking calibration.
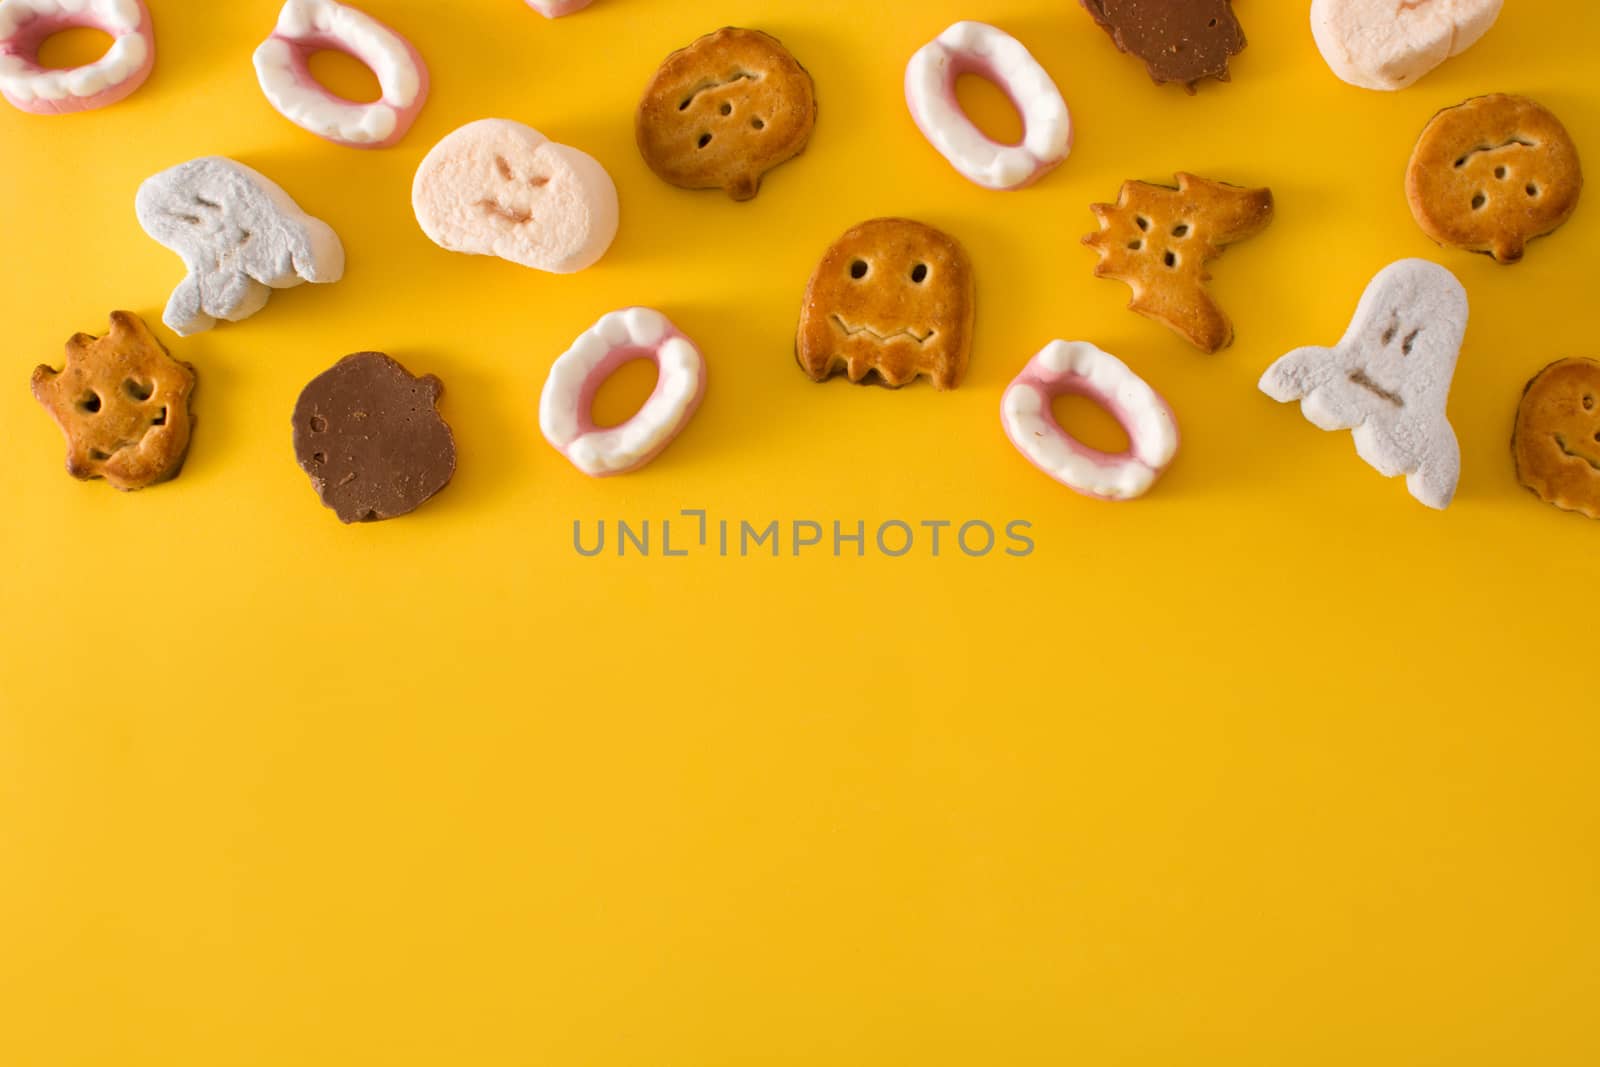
[253,0,429,149]
[796,218,975,391]
[1261,259,1467,510]
[1080,0,1245,92]
[525,0,593,16]
[1513,358,1600,520]
[1083,173,1273,353]
[136,157,345,337]
[540,308,706,477]
[1406,94,1582,264]
[1001,341,1178,501]
[31,311,195,491]
[1312,0,1502,91]
[636,27,816,201]
[412,118,619,274]
[0,0,155,114]
[292,352,455,523]
[905,21,1071,191]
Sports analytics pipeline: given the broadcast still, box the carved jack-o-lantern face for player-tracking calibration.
[795,218,975,391]
[635,27,817,201]
[1514,358,1600,520]
[31,311,196,491]
[1407,94,1583,264]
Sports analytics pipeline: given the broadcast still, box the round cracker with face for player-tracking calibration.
[635,27,816,201]
[1514,358,1600,519]
[796,218,975,391]
[1407,94,1583,264]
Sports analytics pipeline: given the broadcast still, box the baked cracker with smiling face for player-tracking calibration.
[795,218,975,391]
[1260,259,1467,510]
[1513,358,1600,520]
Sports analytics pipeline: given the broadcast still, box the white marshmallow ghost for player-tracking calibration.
[524,0,594,16]
[1260,259,1467,510]
[1311,0,1502,91]
[135,157,345,337]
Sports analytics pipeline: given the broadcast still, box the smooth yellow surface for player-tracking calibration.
[2,2,1597,1064]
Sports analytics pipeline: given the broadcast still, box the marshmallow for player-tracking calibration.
[135,157,345,336]
[0,0,154,114]
[524,0,594,17]
[413,118,619,274]
[540,308,706,477]
[1260,259,1467,510]
[253,0,428,149]
[905,21,1071,191]
[1311,0,1502,91]
[1002,341,1178,501]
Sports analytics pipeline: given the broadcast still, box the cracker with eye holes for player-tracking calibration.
[1513,358,1600,519]
[31,311,196,491]
[796,218,974,390]
[292,352,456,524]
[636,27,816,202]
[1406,94,1583,264]
[1083,172,1273,353]
[1080,0,1246,93]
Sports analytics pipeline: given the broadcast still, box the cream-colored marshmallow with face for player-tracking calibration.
[1260,259,1467,510]
[1311,0,1502,91]
[412,118,619,274]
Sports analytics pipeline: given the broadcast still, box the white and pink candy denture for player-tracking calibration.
[905,21,1071,191]
[0,0,154,114]
[541,309,705,477]
[253,0,427,149]
[1002,341,1178,501]
[412,118,618,275]
[524,0,595,17]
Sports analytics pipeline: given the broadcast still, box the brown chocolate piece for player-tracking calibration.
[31,311,196,491]
[1081,0,1246,92]
[292,352,456,523]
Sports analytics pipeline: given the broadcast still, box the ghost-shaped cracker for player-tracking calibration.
[1260,259,1467,510]
[135,157,346,337]
[412,118,619,274]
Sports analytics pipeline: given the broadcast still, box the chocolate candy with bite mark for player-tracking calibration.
[292,352,456,523]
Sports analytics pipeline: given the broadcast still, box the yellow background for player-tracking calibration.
[3,1,1597,1063]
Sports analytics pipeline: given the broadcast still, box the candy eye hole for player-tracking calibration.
[849,259,868,280]
[78,391,102,414]
[1583,394,1595,411]
[910,263,929,284]
[123,378,153,402]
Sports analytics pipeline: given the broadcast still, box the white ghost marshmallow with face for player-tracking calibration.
[412,118,619,274]
[135,157,345,337]
[1311,0,1503,91]
[1260,259,1467,510]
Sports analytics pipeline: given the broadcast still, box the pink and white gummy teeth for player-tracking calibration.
[412,118,619,274]
[0,0,154,115]
[1001,341,1179,501]
[253,0,428,149]
[524,0,594,16]
[905,21,1071,191]
[540,309,705,477]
